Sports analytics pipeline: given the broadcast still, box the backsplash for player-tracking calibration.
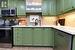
[17,16,57,26]
[58,11,75,27]
[41,16,57,26]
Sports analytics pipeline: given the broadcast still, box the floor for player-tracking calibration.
[0,47,53,50]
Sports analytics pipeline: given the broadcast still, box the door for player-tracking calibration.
[48,0,56,15]
[54,29,72,50]
[33,28,43,46]
[64,0,72,12]
[13,28,23,45]
[22,28,33,45]
[42,0,48,16]
[8,0,26,16]
[43,28,54,46]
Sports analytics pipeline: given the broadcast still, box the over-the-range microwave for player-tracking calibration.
[1,8,16,17]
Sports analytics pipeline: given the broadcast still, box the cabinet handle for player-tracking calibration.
[58,34,64,37]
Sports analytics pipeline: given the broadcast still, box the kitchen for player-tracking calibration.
[0,0,75,50]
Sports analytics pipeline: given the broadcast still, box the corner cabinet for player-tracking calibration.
[33,28,43,46]
[53,28,72,50]
[8,0,26,16]
[43,28,54,46]
[22,28,33,45]
[63,0,72,12]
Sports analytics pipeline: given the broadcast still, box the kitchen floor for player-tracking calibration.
[0,47,53,50]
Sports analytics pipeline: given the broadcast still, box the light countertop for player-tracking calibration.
[12,25,75,35]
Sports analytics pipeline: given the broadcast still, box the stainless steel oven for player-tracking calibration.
[0,27,12,48]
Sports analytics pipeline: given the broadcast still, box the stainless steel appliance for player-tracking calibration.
[0,19,16,48]
[1,8,16,17]
[0,26,12,48]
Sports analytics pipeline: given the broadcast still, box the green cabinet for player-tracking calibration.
[63,0,72,12]
[8,0,26,16]
[33,28,43,46]
[13,28,23,45]
[72,0,75,8]
[42,0,56,16]
[54,29,72,50]
[56,0,64,15]
[0,0,8,8]
[43,28,54,46]
[22,28,33,45]
[42,0,48,16]
[56,0,72,15]
[48,0,56,15]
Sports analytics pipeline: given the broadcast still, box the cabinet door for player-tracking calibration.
[16,0,26,16]
[48,0,56,15]
[42,0,48,16]
[33,28,43,46]
[8,0,15,8]
[54,29,72,50]
[73,36,75,50]
[22,28,33,45]
[43,28,54,46]
[8,0,26,16]
[64,0,72,12]
[56,0,64,15]
[13,28,23,45]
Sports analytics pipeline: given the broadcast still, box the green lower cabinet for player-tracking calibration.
[72,36,75,50]
[43,28,54,46]
[22,28,33,45]
[13,27,54,46]
[54,29,72,50]
[13,28,23,45]
[33,28,43,46]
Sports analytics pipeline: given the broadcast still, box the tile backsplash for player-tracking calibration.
[58,11,75,27]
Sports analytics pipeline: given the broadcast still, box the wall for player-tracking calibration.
[41,16,57,26]
[58,11,75,27]
[17,16,57,26]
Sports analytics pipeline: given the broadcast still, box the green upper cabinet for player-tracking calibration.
[8,0,26,16]
[72,0,75,9]
[22,28,33,45]
[48,0,56,16]
[63,0,72,12]
[42,0,48,16]
[56,0,64,15]
[42,0,56,16]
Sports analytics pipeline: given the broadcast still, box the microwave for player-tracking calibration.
[1,8,16,17]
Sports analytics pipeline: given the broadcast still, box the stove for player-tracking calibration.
[0,26,12,48]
